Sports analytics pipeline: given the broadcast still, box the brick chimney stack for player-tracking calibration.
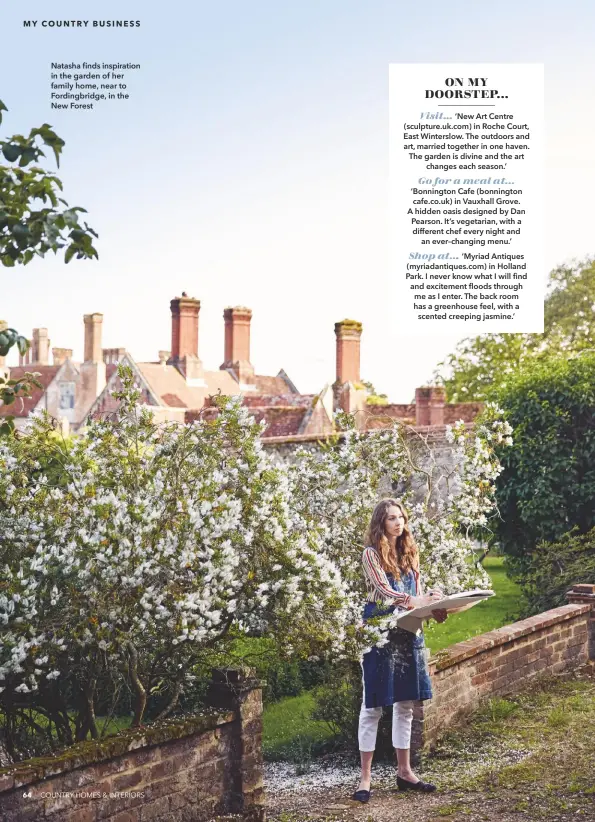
[333,319,366,421]
[52,347,73,366]
[84,313,104,363]
[169,293,200,361]
[220,306,255,386]
[31,328,50,365]
[75,313,106,426]
[415,386,446,427]
[168,293,204,384]
[19,346,31,366]
[335,319,362,385]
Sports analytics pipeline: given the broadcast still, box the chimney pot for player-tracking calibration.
[415,386,446,427]
[52,347,73,366]
[102,348,126,365]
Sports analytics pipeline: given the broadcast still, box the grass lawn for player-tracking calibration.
[423,556,522,654]
[263,691,333,761]
[263,556,522,760]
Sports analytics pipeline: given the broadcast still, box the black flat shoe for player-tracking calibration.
[397,775,436,792]
[351,788,372,803]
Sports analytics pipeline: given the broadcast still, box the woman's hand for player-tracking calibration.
[431,608,448,623]
[409,592,443,609]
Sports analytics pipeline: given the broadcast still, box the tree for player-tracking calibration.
[0,98,98,267]
[0,97,98,431]
[493,352,595,573]
[435,258,595,401]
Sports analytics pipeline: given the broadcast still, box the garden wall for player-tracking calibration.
[0,669,264,822]
[413,584,595,752]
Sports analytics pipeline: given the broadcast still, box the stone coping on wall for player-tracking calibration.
[262,422,473,445]
[0,707,235,794]
[429,603,592,673]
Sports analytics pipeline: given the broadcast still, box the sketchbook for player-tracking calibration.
[395,589,495,634]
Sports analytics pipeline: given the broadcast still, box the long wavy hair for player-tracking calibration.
[365,498,418,580]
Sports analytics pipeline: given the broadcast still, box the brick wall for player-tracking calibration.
[412,589,595,752]
[0,669,264,822]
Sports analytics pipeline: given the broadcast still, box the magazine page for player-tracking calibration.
[1,2,594,820]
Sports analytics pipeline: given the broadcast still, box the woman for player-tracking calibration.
[352,498,447,803]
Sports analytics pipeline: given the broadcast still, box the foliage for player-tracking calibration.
[0,97,98,434]
[515,527,595,617]
[0,319,41,434]
[361,380,388,406]
[311,660,362,746]
[0,368,352,757]
[492,353,595,571]
[435,258,595,401]
[0,369,511,759]
[0,98,98,266]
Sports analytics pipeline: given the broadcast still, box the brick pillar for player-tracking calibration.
[415,386,446,427]
[335,319,362,385]
[31,328,50,365]
[220,306,255,386]
[206,668,265,821]
[52,347,73,366]
[566,584,595,660]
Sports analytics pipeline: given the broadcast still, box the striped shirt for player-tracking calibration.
[362,546,420,609]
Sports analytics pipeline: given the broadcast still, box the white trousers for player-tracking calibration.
[358,700,414,751]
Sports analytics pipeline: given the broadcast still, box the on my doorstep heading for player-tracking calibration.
[23,20,141,28]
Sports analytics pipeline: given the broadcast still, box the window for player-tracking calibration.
[59,382,75,410]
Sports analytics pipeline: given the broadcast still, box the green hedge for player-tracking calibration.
[517,526,595,617]
[494,353,595,574]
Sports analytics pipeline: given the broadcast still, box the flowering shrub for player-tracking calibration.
[0,370,345,754]
[0,367,511,757]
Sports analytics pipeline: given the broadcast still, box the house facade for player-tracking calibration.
[0,295,483,437]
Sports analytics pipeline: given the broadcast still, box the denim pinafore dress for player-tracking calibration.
[362,568,432,708]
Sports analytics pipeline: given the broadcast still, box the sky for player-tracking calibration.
[2,0,594,402]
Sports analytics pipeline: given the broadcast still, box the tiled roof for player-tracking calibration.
[364,403,416,429]
[185,404,308,438]
[254,374,296,395]
[161,393,187,408]
[240,394,315,408]
[0,366,61,417]
[252,407,308,437]
[136,363,240,410]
